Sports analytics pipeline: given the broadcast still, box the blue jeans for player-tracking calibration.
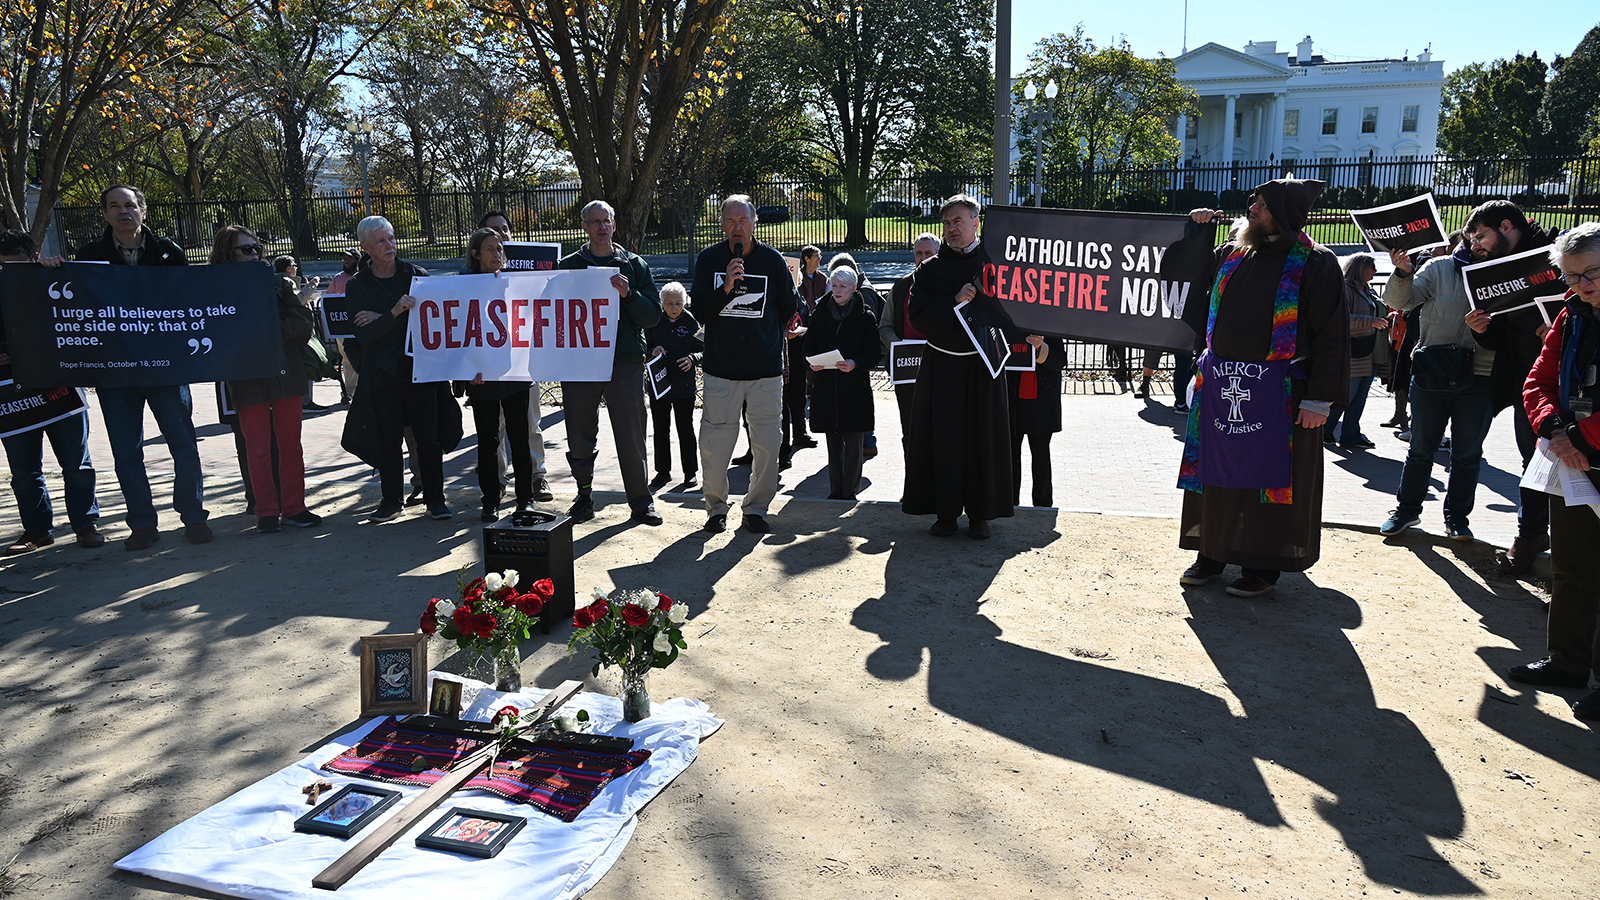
[3,408,99,534]
[97,384,207,529]
[1325,375,1375,445]
[1394,375,1493,525]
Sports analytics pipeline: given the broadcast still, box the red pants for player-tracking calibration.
[238,398,306,518]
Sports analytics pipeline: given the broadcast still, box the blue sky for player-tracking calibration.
[1007,4,1599,74]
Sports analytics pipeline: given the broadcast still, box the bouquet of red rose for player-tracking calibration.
[568,587,687,721]
[420,569,553,660]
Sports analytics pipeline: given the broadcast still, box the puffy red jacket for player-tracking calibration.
[1524,294,1600,457]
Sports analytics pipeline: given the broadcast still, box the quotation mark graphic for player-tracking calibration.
[187,338,214,355]
[47,282,74,299]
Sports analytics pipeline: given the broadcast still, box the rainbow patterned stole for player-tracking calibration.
[1178,232,1315,504]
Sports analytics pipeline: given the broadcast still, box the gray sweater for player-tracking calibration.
[1381,254,1495,377]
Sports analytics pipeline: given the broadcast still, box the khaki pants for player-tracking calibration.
[699,374,782,517]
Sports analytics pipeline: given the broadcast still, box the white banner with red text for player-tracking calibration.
[406,269,620,383]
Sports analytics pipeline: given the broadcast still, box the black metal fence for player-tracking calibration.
[50,153,1600,263]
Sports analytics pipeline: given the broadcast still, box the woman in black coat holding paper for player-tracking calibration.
[1007,335,1066,507]
[804,267,881,500]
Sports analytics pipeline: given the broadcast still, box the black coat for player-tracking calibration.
[1006,337,1066,435]
[644,311,704,400]
[803,292,881,433]
[75,225,187,267]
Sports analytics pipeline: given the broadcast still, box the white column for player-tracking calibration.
[1270,92,1286,164]
[1222,94,1238,166]
[1252,103,1264,159]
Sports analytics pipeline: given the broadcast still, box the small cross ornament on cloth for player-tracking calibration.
[302,780,335,805]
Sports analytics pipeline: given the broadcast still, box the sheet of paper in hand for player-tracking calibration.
[1349,193,1448,253]
[0,262,286,388]
[954,299,1012,379]
[503,242,561,271]
[1461,245,1568,316]
[713,273,768,318]
[889,340,925,385]
[406,269,620,383]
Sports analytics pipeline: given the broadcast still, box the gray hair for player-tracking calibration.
[1550,222,1600,268]
[828,252,859,274]
[940,194,981,218]
[580,200,615,224]
[356,215,394,244]
[830,267,859,288]
[913,232,940,246]
[721,194,758,221]
[661,281,688,305]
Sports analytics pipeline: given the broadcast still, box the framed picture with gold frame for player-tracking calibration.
[359,633,428,717]
[428,677,463,719]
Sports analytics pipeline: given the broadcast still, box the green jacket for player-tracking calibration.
[557,244,662,364]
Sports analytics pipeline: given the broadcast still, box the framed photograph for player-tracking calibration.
[415,808,527,859]
[428,677,463,719]
[293,784,401,838]
[359,633,428,717]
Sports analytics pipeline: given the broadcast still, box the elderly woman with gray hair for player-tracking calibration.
[1507,221,1600,720]
[342,215,455,522]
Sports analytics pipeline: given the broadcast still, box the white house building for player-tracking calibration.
[1172,36,1444,178]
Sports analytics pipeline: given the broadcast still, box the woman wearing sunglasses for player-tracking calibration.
[210,226,322,532]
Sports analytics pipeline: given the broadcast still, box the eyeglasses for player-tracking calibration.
[1562,265,1600,287]
[234,243,263,256]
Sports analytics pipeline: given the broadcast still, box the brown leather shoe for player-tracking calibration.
[124,527,161,551]
[184,522,214,544]
[6,531,54,555]
[1496,535,1549,576]
[75,526,106,548]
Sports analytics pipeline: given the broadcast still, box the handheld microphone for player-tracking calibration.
[733,242,743,259]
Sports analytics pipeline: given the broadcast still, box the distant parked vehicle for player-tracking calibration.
[755,205,791,224]
[867,200,920,218]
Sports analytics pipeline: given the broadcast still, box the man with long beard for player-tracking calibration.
[1177,179,1350,597]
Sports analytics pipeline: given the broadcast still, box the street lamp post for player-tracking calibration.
[1021,79,1058,207]
[345,116,375,216]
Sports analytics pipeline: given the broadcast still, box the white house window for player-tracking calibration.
[1283,109,1299,137]
[1402,105,1420,133]
[1234,112,1242,138]
[1322,108,1338,135]
[1186,116,1198,139]
[1361,107,1378,134]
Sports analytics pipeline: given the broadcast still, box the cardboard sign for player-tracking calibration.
[889,340,924,385]
[1350,193,1448,253]
[503,242,562,272]
[320,293,355,340]
[1461,246,1568,317]
[0,386,88,439]
[646,352,672,399]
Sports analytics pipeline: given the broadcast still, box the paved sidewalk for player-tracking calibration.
[53,374,1529,551]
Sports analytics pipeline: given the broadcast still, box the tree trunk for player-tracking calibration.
[279,109,320,260]
[843,171,869,248]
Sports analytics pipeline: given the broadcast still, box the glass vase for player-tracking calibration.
[620,667,651,723]
[493,645,522,693]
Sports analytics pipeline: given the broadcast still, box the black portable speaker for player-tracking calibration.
[481,512,574,634]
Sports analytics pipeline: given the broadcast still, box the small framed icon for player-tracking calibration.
[293,784,402,838]
[359,633,428,717]
[428,677,464,719]
[415,807,527,859]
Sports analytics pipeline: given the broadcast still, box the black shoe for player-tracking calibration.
[533,476,554,502]
[1226,574,1277,598]
[481,501,500,523]
[568,492,595,523]
[731,451,753,466]
[742,514,769,534]
[968,518,991,539]
[649,472,673,491]
[631,504,664,526]
[1573,689,1600,721]
[792,435,818,450]
[257,515,281,534]
[1507,657,1589,689]
[370,501,404,521]
[1323,431,1336,444]
[428,503,453,520]
[514,499,533,516]
[284,510,322,528]
[778,452,792,470]
[405,486,426,507]
[302,400,329,411]
[1172,402,1189,414]
[929,519,958,537]
[704,513,727,533]
[124,527,161,551]
[1134,376,1151,399]
[1446,519,1474,542]
[682,474,698,489]
[1179,560,1224,586]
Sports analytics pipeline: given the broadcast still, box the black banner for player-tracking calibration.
[0,386,87,438]
[320,292,355,340]
[981,206,1208,353]
[889,340,924,385]
[503,242,561,272]
[0,262,288,388]
[1461,246,1568,316]
[1349,193,1448,253]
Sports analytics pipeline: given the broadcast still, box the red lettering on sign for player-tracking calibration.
[442,300,462,348]
[419,301,442,350]
[592,298,610,348]
[568,299,590,348]
[982,263,998,296]
[486,299,507,347]
[1051,270,1068,307]
[994,265,1009,301]
[1094,274,1109,311]
[553,296,565,348]
[462,298,483,347]
[1008,268,1024,303]
[529,298,548,348]
[1023,267,1038,304]
[512,299,531,348]
[1077,274,1095,309]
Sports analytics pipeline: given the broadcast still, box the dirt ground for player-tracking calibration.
[1,481,1597,900]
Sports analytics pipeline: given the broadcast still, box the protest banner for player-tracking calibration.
[503,242,561,272]
[1349,193,1448,253]
[1461,246,1567,316]
[320,293,355,340]
[0,262,288,389]
[406,269,620,383]
[981,206,1208,353]
[1004,342,1037,372]
[0,386,88,439]
[889,340,924,385]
